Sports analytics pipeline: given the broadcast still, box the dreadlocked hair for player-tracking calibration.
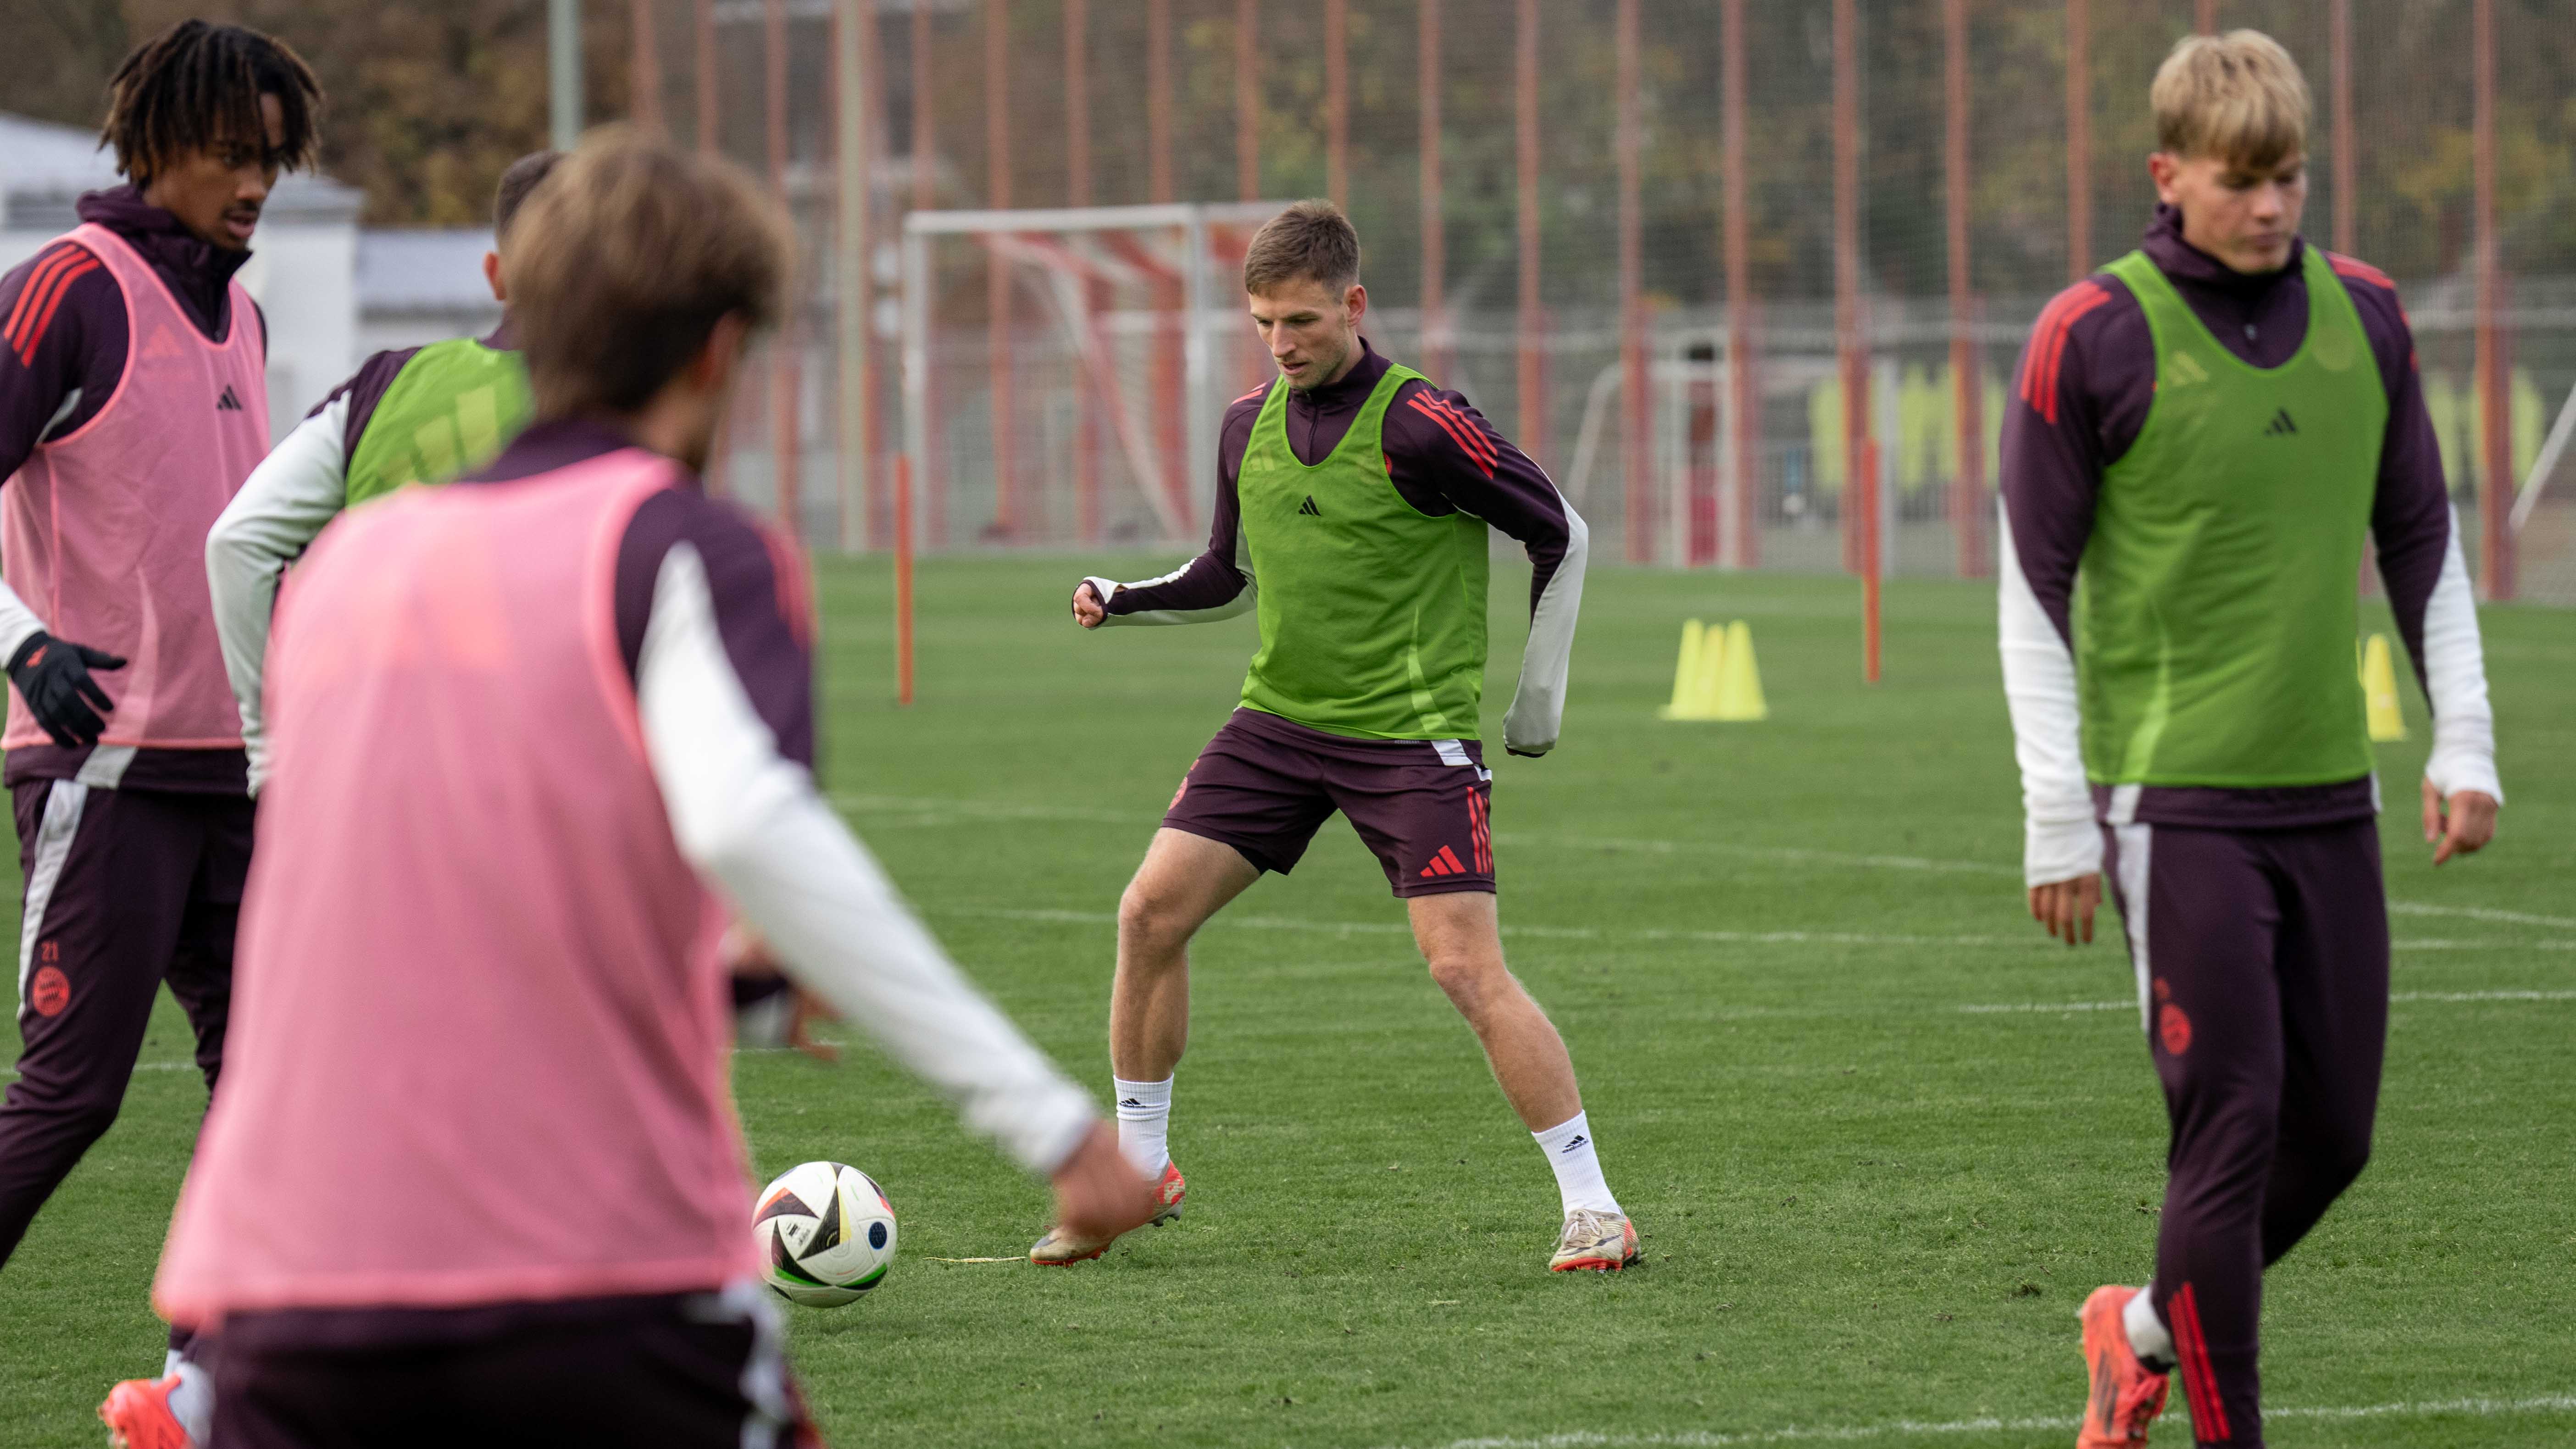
[100,20,323,183]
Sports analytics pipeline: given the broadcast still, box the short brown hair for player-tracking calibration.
[504,128,791,417]
[2151,30,2310,170]
[102,20,323,183]
[1243,200,1361,294]
[492,150,564,241]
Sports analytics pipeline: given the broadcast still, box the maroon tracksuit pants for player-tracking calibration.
[0,780,251,1275]
[2103,817,2387,1449]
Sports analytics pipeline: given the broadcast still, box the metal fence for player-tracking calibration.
[631,0,2576,604]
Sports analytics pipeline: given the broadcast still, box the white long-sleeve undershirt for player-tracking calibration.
[638,541,1096,1178]
[207,394,352,794]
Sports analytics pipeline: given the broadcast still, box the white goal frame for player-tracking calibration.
[899,201,1286,544]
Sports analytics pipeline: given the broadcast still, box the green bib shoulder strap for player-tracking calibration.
[344,338,535,507]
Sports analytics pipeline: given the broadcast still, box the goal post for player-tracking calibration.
[900,202,1286,552]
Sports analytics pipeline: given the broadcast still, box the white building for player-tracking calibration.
[1,112,495,443]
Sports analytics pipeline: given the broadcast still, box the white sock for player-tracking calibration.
[1112,1076,1172,1175]
[2125,1286,2176,1371]
[1532,1111,1621,1215]
[164,1356,214,1445]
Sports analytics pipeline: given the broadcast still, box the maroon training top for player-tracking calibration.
[1999,204,2455,829]
[1106,339,1576,621]
[0,187,267,794]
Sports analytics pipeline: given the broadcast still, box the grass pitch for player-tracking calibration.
[4,557,2571,1448]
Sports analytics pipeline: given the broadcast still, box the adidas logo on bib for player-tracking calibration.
[217,385,244,412]
[1296,495,1321,516]
[2262,407,2296,437]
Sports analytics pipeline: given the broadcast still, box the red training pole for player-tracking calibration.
[894,455,916,705]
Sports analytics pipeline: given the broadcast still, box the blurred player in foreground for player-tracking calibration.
[1055,201,1631,1273]
[1998,32,2501,1449]
[0,18,322,1444]
[149,130,1155,1447]
[205,148,555,796]
[203,147,828,1058]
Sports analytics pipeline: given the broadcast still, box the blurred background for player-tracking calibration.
[6,1,2572,601]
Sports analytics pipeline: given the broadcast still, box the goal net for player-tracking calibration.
[900,202,1287,550]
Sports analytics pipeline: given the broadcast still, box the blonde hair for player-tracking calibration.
[2151,30,2310,170]
[503,127,792,417]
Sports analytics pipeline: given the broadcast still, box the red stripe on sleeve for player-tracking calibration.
[1422,395,1502,469]
[2019,282,2113,427]
[1405,395,1496,479]
[2326,251,2394,293]
[14,258,100,367]
[4,247,89,359]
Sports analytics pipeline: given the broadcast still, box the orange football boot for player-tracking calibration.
[1029,1159,1185,1265]
[99,1375,194,1449]
[2078,1284,2170,1448]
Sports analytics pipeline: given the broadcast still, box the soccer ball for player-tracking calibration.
[754,1161,898,1306]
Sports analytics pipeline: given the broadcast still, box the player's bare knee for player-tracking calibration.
[1116,880,1192,956]
[1424,949,1510,1017]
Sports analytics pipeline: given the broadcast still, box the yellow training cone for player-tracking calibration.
[1660,620,1708,718]
[1713,620,1769,721]
[2360,633,2406,741]
[1658,620,1726,720]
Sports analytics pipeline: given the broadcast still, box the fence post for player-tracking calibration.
[835,0,875,552]
[984,0,1013,539]
[1515,0,1547,467]
[1721,0,1757,571]
[2473,0,2513,600]
[766,0,801,541]
[1419,0,1449,383]
[1618,0,1649,564]
[2065,0,2090,283]
[1943,0,1984,578]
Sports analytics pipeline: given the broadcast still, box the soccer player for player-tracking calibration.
[1997,33,2501,1449]
[0,14,322,1438]
[150,130,1156,1446]
[205,148,556,797]
[1048,201,1632,1273]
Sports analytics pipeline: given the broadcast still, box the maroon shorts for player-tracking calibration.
[1165,708,1495,897]
[209,1285,822,1448]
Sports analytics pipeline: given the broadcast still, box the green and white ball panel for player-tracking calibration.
[755,1160,898,1307]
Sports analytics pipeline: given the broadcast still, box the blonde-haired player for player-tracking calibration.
[1998,31,2499,1449]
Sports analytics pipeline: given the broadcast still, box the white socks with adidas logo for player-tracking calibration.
[1115,1077,1619,1218]
[1113,1076,1173,1176]
[1533,1111,1621,1216]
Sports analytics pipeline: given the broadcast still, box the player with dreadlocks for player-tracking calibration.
[0,17,322,1448]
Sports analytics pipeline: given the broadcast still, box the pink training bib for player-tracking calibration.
[3,223,267,750]
[155,448,755,1322]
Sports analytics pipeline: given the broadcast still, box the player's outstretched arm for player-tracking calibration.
[638,536,1154,1235]
[208,396,352,793]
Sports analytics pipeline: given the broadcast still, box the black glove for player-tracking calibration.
[6,633,126,748]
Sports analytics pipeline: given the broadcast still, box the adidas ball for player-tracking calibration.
[754,1161,897,1306]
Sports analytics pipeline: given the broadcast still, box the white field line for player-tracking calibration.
[2388,899,2576,930]
[938,905,2570,961]
[1365,1392,2576,1449]
[1964,988,2576,1014]
[832,793,2555,927]
[832,792,2019,878]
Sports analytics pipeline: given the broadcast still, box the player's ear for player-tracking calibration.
[1344,282,1367,325]
[2147,152,2183,206]
[689,311,753,397]
[483,251,506,305]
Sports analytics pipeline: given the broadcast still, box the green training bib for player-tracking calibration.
[1236,364,1492,740]
[2077,248,2386,787]
[344,337,534,506]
